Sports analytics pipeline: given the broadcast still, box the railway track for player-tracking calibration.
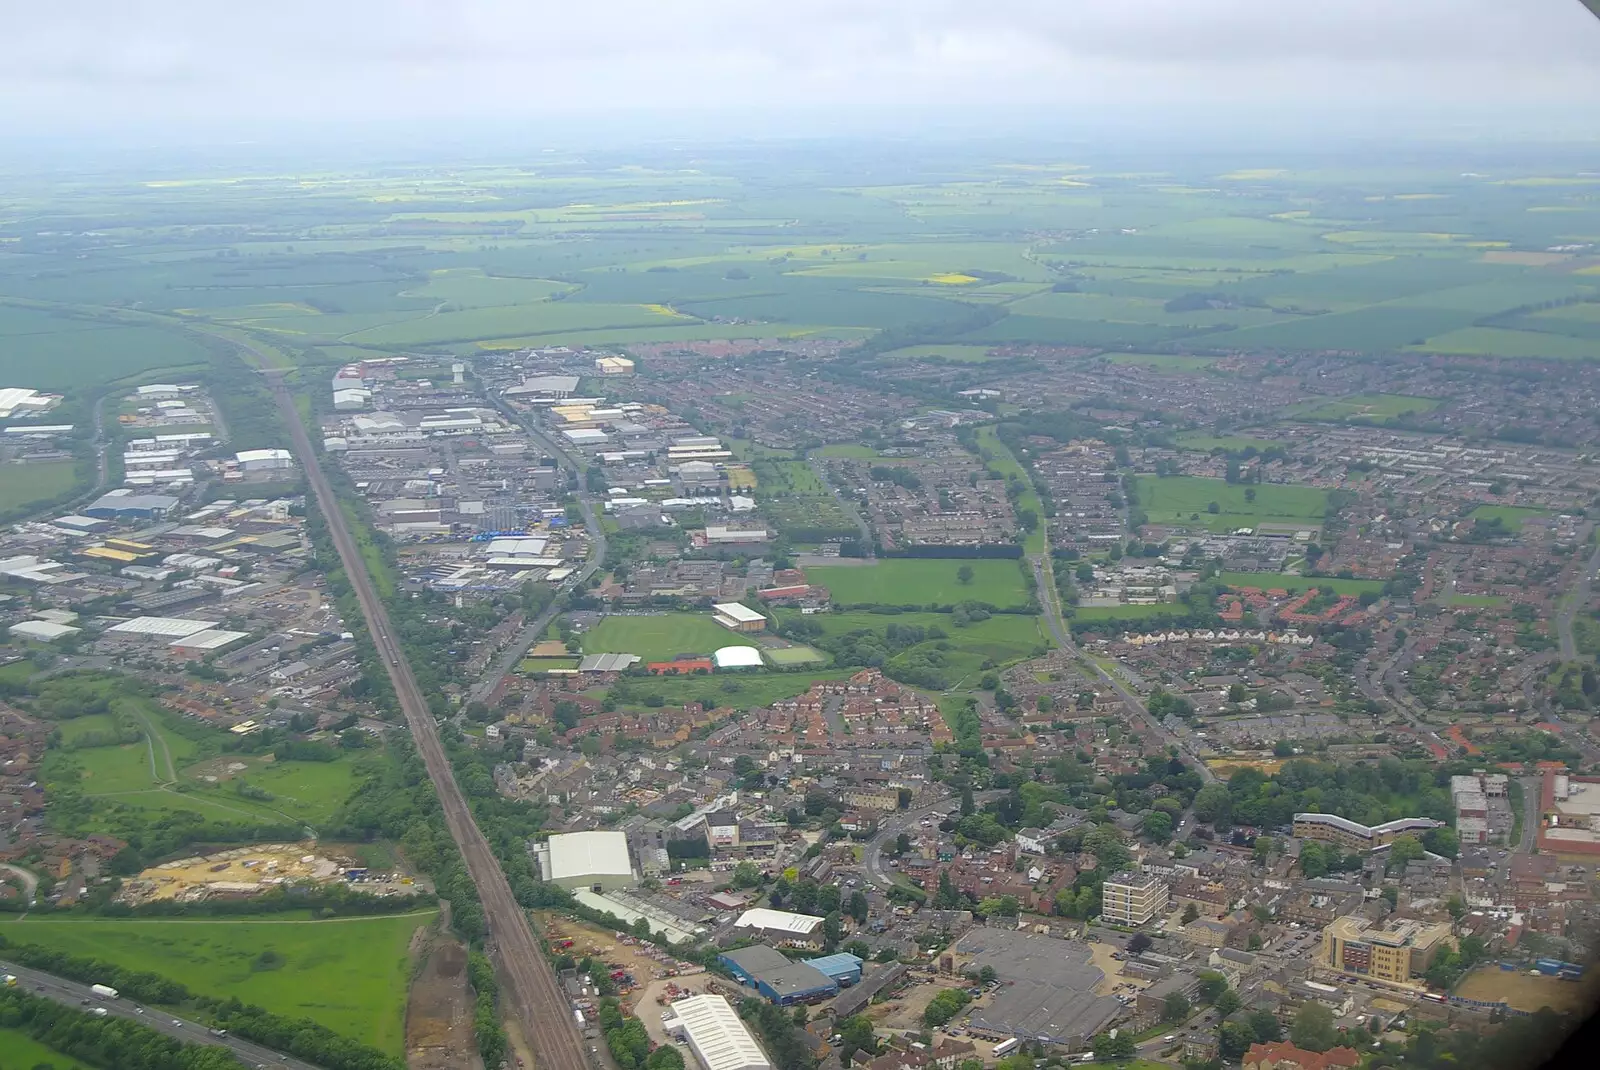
[268,373,588,1070]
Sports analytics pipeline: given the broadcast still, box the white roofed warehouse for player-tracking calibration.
[663,994,770,1070]
[536,830,638,893]
[732,907,826,949]
[712,602,767,633]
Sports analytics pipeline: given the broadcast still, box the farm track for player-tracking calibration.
[266,370,589,1070]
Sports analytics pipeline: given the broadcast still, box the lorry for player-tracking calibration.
[992,1039,1021,1058]
[91,984,119,1000]
[3,975,16,987]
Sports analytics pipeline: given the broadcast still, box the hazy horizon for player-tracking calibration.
[4,0,1600,148]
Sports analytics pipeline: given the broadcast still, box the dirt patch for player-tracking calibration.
[1455,967,1589,1014]
[407,936,480,1070]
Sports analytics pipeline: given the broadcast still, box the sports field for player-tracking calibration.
[9,912,435,1053]
[1455,966,1587,1014]
[1135,476,1327,533]
[581,612,745,661]
[804,558,1031,609]
[1216,572,1385,595]
[608,669,851,713]
[1469,504,1549,532]
[0,461,78,512]
[1287,393,1441,422]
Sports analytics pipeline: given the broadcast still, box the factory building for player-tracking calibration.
[235,448,296,472]
[535,830,638,893]
[718,946,839,1005]
[662,994,770,1070]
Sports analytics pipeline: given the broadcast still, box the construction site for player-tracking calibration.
[119,843,382,904]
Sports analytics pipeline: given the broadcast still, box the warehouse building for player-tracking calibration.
[85,491,181,521]
[536,830,638,893]
[801,953,863,987]
[718,945,838,1005]
[712,602,767,633]
[235,448,295,472]
[9,620,80,643]
[663,994,770,1070]
[731,907,826,949]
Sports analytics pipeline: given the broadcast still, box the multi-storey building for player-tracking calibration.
[1321,915,1451,983]
[1101,871,1170,926]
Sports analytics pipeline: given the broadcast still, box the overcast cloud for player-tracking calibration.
[3,0,1599,136]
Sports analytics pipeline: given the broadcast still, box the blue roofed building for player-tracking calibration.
[719,945,839,1005]
[802,953,863,987]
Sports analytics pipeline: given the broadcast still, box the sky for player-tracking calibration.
[4,0,1600,141]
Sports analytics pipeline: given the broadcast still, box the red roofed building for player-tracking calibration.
[1243,1043,1360,1070]
[647,658,713,675]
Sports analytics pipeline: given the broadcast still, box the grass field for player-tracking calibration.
[9,913,434,1053]
[45,688,363,830]
[804,558,1031,608]
[581,613,745,661]
[1454,965,1587,1013]
[519,655,582,673]
[1469,504,1550,532]
[1135,476,1327,533]
[608,669,850,712]
[1070,603,1181,621]
[1217,572,1385,595]
[765,645,827,665]
[0,461,78,512]
[1287,393,1440,423]
[812,444,883,460]
[1448,594,1506,608]
[776,609,1049,687]
[0,1026,94,1069]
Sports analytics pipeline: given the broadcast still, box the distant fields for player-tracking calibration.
[0,307,214,391]
[1,161,1597,369]
[804,558,1031,609]
[1135,476,1327,533]
[9,913,433,1053]
[581,612,744,661]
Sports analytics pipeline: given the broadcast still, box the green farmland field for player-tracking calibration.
[581,612,745,661]
[1134,476,1327,533]
[0,1026,94,1069]
[9,912,434,1054]
[804,558,1032,609]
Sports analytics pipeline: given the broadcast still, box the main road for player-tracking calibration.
[266,371,589,1070]
[0,956,321,1069]
[1028,550,1216,785]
